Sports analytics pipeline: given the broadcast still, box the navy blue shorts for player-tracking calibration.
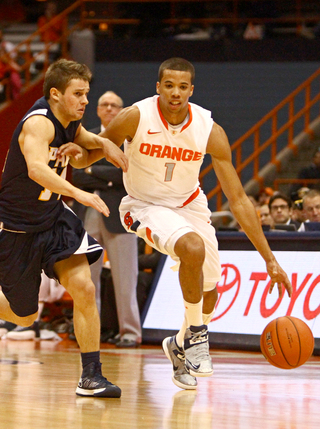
[0,206,102,317]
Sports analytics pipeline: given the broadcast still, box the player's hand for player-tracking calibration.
[267,259,292,298]
[57,143,85,161]
[74,189,110,217]
[102,140,128,172]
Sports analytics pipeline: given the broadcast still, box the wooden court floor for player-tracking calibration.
[0,338,319,429]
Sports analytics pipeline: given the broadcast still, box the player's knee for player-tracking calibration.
[17,313,38,327]
[71,276,96,303]
[175,232,205,264]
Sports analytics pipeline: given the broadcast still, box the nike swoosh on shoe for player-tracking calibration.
[186,359,200,370]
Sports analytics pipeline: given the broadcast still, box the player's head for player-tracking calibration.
[158,58,195,84]
[43,59,92,100]
[156,58,194,119]
[97,91,123,127]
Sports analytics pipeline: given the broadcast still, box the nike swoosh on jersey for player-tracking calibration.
[147,129,162,134]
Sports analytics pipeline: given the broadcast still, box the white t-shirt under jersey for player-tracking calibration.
[123,95,213,208]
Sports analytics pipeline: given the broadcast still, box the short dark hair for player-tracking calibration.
[268,193,292,209]
[43,59,92,99]
[158,58,195,84]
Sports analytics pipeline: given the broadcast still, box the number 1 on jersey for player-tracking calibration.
[164,163,176,182]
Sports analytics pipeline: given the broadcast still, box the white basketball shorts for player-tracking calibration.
[119,191,221,290]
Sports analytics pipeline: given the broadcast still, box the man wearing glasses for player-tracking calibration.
[268,192,300,230]
[72,91,141,348]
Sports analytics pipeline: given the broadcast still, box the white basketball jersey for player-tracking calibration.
[124,95,213,207]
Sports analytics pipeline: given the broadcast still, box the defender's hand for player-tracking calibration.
[57,143,85,161]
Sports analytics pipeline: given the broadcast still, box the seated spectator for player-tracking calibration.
[247,194,259,207]
[291,187,310,224]
[268,192,300,230]
[298,190,320,231]
[257,187,274,205]
[291,200,307,224]
[0,28,22,100]
[257,203,274,230]
[37,1,64,44]
[290,148,320,194]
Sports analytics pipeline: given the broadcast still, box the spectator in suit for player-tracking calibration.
[268,192,300,230]
[72,91,141,348]
[298,189,320,231]
[291,187,310,224]
[257,203,274,229]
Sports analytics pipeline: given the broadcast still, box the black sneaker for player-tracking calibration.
[76,362,121,398]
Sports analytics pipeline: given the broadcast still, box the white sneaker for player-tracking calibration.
[184,325,213,377]
[162,336,197,390]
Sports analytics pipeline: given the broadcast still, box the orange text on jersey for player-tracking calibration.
[139,143,202,161]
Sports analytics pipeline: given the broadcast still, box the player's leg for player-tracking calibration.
[162,313,197,390]
[175,287,218,346]
[203,288,218,322]
[83,207,104,314]
[172,194,221,379]
[54,253,100,351]
[173,232,214,377]
[53,253,121,398]
[174,231,205,312]
[0,230,41,327]
[119,198,203,387]
[161,231,206,389]
[0,291,38,326]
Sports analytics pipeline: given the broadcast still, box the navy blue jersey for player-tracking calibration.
[0,97,81,232]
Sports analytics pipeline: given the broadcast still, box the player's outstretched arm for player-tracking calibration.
[61,106,140,169]
[99,105,140,146]
[73,124,129,172]
[207,122,292,298]
[57,142,106,169]
[56,142,89,168]
[20,116,110,217]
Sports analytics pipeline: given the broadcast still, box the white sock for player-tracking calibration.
[183,297,203,327]
[202,309,215,326]
[175,314,188,348]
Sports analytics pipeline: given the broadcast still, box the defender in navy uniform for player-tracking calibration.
[0,59,128,397]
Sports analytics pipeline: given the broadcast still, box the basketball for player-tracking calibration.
[260,316,314,369]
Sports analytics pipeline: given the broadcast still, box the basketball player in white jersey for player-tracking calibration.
[59,58,292,390]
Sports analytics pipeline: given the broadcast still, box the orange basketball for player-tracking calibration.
[260,316,314,369]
